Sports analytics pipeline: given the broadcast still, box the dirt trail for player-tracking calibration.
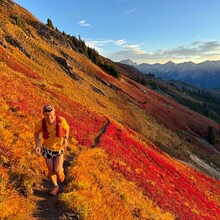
[32,178,66,220]
[92,118,110,148]
[31,153,78,220]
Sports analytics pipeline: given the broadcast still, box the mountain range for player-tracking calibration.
[0,1,220,219]
[120,59,220,89]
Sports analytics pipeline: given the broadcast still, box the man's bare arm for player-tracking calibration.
[34,132,41,155]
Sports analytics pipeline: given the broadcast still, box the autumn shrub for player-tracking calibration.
[10,13,25,29]
[98,121,220,220]
[0,165,35,219]
[60,148,174,220]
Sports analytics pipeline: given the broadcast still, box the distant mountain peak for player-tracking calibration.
[135,60,220,88]
[120,59,137,66]
[165,61,175,65]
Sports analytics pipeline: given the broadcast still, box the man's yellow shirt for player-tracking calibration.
[35,116,69,151]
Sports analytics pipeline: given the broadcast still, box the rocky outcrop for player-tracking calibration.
[5,35,32,58]
[52,54,82,81]
[29,20,70,49]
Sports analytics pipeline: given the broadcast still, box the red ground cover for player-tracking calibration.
[0,47,42,79]
[98,121,220,219]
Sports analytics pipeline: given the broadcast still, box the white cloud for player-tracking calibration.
[107,39,220,64]
[86,39,113,47]
[123,8,137,15]
[78,20,90,27]
[123,44,145,54]
[85,39,114,53]
[85,37,220,64]
[114,39,126,45]
[159,40,220,60]
[86,39,127,49]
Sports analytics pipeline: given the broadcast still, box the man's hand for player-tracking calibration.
[63,137,68,153]
[35,146,41,156]
[63,138,68,147]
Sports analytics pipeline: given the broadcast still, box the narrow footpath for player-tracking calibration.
[31,153,78,220]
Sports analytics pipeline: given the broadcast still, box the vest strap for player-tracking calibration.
[42,116,62,139]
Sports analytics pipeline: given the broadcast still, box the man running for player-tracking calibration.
[34,104,70,196]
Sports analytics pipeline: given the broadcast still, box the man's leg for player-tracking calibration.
[54,154,65,182]
[45,158,59,195]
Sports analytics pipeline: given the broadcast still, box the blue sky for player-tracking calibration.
[14,0,220,64]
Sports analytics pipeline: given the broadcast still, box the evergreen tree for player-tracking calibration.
[100,62,120,78]
[47,18,54,29]
[70,36,79,48]
[141,78,147,86]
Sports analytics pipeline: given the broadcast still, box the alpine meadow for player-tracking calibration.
[0,1,220,219]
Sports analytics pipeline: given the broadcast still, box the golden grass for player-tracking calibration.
[0,165,35,219]
[60,148,175,220]
[0,66,47,219]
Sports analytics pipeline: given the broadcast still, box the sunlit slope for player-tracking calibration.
[0,1,220,219]
[98,121,220,219]
[1,0,220,159]
[60,148,175,220]
[0,49,175,219]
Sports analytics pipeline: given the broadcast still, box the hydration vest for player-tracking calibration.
[42,116,62,139]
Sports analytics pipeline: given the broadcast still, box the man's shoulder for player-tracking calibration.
[58,116,64,120]
[58,116,67,123]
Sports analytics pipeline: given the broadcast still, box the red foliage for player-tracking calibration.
[99,73,219,139]
[0,47,42,79]
[98,121,220,219]
[1,42,219,219]
[50,91,108,148]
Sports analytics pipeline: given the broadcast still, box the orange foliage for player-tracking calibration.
[0,165,35,219]
[0,47,42,79]
[60,148,174,220]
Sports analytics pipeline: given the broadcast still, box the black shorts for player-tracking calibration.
[41,145,64,159]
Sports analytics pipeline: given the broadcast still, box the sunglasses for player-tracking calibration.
[44,109,53,113]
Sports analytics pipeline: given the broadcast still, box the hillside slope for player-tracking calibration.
[0,0,220,219]
[116,61,220,124]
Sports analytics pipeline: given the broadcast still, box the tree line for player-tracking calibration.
[46,19,120,78]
